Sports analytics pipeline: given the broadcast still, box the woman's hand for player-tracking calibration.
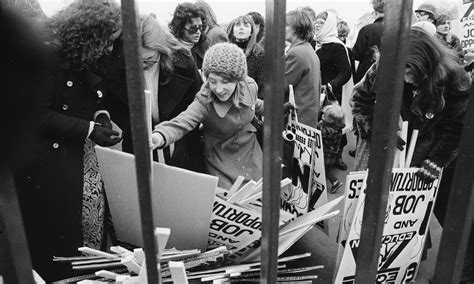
[150,132,164,149]
[283,102,297,114]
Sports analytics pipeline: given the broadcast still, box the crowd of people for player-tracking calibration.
[3,0,473,282]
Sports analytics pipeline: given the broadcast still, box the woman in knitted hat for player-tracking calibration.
[151,42,264,189]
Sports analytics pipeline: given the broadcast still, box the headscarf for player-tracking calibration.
[314,11,344,45]
[315,11,355,132]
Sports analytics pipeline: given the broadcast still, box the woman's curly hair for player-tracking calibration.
[47,0,121,71]
[168,2,207,41]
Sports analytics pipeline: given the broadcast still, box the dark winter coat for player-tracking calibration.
[352,17,384,84]
[22,60,110,280]
[436,33,464,62]
[316,42,352,102]
[351,63,470,167]
[246,45,265,98]
[100,39,205,172]
[157,49,205,172]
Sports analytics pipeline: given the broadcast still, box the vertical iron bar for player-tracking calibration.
[0,166,34,284]
[261,0,286,283]
[432,85,474,284]
[354,1,413,282]
[120,1,160,282]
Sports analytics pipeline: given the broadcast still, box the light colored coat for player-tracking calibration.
[154,77,263,189]
[284,41,321,128]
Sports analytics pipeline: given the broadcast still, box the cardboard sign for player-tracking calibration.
[336,171,367,270]
[457,1,474,51]
[309,127,328,232]
[281,120,320,217]
[335,168,441,283]
[241,196,343,263]
[208,196,263,263]
[96,146,217,251]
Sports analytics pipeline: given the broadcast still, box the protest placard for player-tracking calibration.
[335,168,441,283]
[281,119,322,218]
[457,1,474,51]
[335,171,367,270]
[309,127,328,232]
[96,146,217,251]
[241,196,343,263]
[208,196,263,264]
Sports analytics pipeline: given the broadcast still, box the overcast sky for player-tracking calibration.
[38,0,444,26]
[38,0,461,45]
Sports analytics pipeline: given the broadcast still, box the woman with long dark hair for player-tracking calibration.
[352,27,470,174]
[169,2,207,69]
[227,15,265,98]
[352,27,472,282]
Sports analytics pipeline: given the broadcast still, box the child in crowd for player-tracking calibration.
[318,103,346,193]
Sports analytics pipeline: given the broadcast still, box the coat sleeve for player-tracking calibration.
[426,85,470,166]
[38,72,90,140]
[254,51,265,99]
[284,49,305,95]
[328,44,352,89]
[154,97,208,147]
[351,62,378,139]
[352,26,370,62]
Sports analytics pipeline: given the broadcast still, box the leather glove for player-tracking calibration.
[416,159,442,182]
[95,113,112,129]
[150,132,165,149]
[90,125,122,147]
[396,135,406,151]
[283,102,297,115]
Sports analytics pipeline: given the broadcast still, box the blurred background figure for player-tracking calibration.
[435,13,464,61]
[2,5,51,283]
[247,11,265,45]
[195,0,228,46]
[227,14,265,99]
[414,3,438,24]
[352,0,385,84]
[337,20,356,77]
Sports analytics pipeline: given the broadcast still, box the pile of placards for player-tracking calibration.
[55,180,343,283]
[58,234,323,283]
[334,122,443,283]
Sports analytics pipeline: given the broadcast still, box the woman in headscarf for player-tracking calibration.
[314,11,353,170]
[227,14,265,99]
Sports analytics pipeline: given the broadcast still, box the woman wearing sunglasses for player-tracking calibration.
[169,2,207,69]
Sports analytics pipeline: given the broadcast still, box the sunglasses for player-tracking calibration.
[184,24,207,34]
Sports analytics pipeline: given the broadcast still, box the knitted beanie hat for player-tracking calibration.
[202,42,247,81]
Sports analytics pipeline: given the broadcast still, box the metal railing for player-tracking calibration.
[1,0,473,283]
